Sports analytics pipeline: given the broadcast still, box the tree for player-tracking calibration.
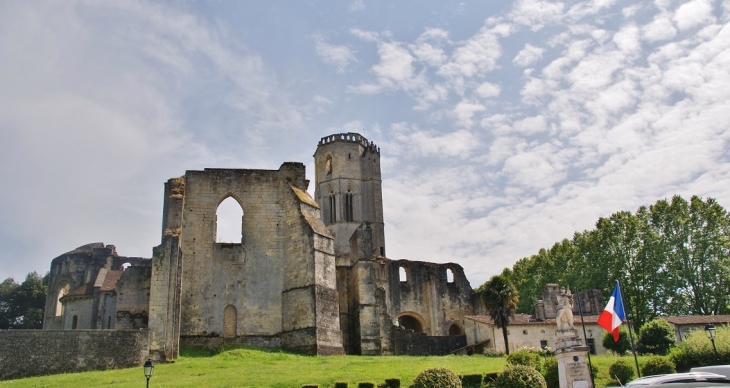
[0,272,47,329]
[602,326,632,354]
[637,319,675,355]
[478,274,519,355]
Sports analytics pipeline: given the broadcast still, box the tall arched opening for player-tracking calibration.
[216,197,244,243]
[398,314,424,333]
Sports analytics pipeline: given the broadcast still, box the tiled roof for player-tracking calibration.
[62,283,94,299]
[660,315,730,325]
[59,269,124,300]
[465,314,602,326]
[100,270,123,292]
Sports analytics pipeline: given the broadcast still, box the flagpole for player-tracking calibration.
[576,290,596,388]
[617,280,641,378]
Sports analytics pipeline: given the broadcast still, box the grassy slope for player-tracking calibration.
[0,347,647,388]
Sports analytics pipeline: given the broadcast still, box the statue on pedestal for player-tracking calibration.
[556,287,574,331]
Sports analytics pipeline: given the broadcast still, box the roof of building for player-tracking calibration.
[660,315,730,325]
[465,314,602,326]
[60,269,124,300]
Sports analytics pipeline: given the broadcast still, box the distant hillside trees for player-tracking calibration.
[505,195,730,332]
[0,271,47,329]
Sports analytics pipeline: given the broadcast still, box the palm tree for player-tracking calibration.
[479,274,519,355]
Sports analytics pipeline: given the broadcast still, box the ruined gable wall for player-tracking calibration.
[177,168,288,339]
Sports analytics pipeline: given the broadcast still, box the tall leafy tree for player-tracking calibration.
[0,272,47,329]
[478,274,519,354]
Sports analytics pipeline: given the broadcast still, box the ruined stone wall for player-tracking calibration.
[384,259,475,337]
[0,329,150,380]
[392,329,467,356]
[116,265,152,329]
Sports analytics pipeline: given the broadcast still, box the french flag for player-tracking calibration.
[597,282,626,341]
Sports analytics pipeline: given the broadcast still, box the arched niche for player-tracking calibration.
[224,305,237,338]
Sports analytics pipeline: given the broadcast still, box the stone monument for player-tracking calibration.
[553,287,593,388]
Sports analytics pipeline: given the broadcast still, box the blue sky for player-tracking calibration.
[1,0,729,287]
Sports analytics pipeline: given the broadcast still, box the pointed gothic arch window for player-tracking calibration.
[447,268,454,283]
[399,266,408,283]
[328,191,336,223]
[216,197,243,243]
[344,189,354,222]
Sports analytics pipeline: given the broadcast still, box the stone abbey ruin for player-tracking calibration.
[37,133,483,366]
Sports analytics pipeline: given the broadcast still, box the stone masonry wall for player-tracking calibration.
[393,329,466,356]
[0,329,150,380]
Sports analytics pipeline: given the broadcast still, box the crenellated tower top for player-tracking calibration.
[318,133,380,154]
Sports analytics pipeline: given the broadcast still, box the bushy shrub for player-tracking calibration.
[412,368,462,388]
[383,378,400,388]
[459,374,483,388]
[334,382,349,388]
[638,319,675,355]
[670,325,730,371]
[483,348,505,357]
[357,383,375,388]
[493,365,546,388]
[602,327,632,355]
[506,349,543,369]
[483,372,500,386]
[608,359,635,385]
[641,356,676,376]
[541,357,559,388]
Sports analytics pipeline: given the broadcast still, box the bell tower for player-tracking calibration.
[314,133,385,262]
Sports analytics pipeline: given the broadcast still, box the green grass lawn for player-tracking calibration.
[0,347,649,388]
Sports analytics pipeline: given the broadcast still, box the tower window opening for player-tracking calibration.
[216,197,244,243]
[344,190,354,222]
[122,262,131,271]
[399,266,407,282]
[447,268,454,283]
[72,315,78,329]
[328,192,336,223]
[325,155,332,175]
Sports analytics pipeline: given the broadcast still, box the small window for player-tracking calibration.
[72,315,78,329]
[107,316,112,329]
[446,268,454,283]
[540,340,548,349]
[216,197,244,243]
[523,330,528,335]
[399,266,407,282]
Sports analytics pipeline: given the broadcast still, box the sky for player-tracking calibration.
[1,0,729,288]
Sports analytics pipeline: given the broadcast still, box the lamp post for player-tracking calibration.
[705,323,720,364]
[143,358,154,388]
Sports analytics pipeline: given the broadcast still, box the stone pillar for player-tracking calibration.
[554,329,593,388]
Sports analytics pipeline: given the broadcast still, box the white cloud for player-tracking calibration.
[674,0,714,31]
[349,0,365,12]
[510,0,566,30]
[476,82,501,98]
[512,115,548,135]
[314,35,357,73]
[513,43,545,67]
[350,28,380,42]
[642,14,678,42]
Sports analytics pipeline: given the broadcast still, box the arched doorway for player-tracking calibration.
[449,323,463,336]
[398,314,424,333]
[224,305,237,338]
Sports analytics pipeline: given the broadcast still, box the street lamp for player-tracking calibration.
[143,359,154,388]
[705,323,720,363]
